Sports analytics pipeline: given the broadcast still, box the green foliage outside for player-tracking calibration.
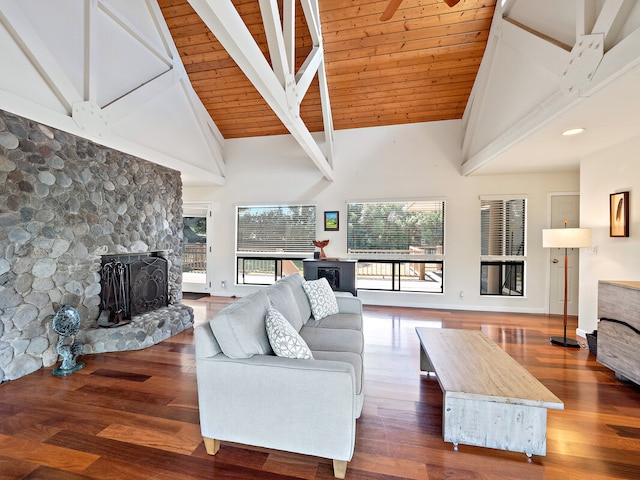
[237,205,316,253]
[347,202,444,252]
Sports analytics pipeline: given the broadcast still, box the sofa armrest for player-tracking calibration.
[336,295,362,315]
[195,354,357,461]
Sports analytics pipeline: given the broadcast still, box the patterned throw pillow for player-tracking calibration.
[265,308,313,359]
[302,277,339,321]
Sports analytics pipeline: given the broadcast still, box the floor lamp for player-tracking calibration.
[542,220,592,348]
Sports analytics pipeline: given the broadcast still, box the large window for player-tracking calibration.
[236,205,315,285]
[480,197,526,296]
[347,200,445,293]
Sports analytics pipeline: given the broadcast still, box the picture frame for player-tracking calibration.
[324,211,339,231]
[610,191,629,237]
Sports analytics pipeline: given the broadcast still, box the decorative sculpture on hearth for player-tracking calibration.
[52,306,85,376]
[312,239,329,260]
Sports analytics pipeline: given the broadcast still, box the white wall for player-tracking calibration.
[184,120,579,313]
[579,134,640,334]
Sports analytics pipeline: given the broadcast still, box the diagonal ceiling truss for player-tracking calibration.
[187,0,334,181]
[461,0,640,175]
[0,0,225,185]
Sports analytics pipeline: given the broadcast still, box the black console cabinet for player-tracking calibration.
[303,259,358,296]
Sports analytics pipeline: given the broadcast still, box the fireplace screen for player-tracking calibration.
[129,257,168,316]
[99,253,168,326]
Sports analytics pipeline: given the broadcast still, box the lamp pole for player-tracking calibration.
[549,220,580,348]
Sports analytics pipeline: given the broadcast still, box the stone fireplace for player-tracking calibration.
[0,109,193,382]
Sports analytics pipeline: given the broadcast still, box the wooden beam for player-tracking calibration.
[590,0,636,51]
[258,0,289,87]
[187,0,334,181]
[0,0,82,113]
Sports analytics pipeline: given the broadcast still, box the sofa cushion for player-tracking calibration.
[312,350,363,395]
[305,313,363,330]
[281,274,312,323]
[265,308,313,359]
[209,291,273,359]
[266,280,304,331]
[300,326,364,354]
[302,277,339,321]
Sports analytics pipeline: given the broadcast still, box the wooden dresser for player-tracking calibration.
[597,280,640,385]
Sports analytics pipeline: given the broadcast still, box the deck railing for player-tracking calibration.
[183,243,206,272]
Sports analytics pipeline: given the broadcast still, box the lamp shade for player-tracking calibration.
[542,228,592,248]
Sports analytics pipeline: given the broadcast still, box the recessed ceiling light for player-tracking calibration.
[562,127,585,136]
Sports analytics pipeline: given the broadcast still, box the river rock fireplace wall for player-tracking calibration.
[0,109,190,382]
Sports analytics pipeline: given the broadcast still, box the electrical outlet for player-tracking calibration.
[221,280,226,288]
[459,290,464,298]
[584,246,598,255]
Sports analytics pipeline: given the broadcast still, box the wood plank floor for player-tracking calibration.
[1,297,639,479]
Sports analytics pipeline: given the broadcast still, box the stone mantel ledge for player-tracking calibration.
[77,304,194,354]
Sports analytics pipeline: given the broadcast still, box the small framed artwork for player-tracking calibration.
[324,211,339,231]
[610,191,629,237]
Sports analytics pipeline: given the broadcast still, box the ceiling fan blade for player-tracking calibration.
[443,0,461,6]
[380,0,404,21]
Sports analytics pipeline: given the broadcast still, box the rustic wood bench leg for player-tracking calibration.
[333,459,347,479]
[203,437,220,455]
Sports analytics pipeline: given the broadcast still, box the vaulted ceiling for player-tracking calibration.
[1,1,639,186]
[159,0,496,139]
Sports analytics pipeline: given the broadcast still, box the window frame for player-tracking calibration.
[235,204,316,285]
[479,195,527,297]
[346,199,445,293]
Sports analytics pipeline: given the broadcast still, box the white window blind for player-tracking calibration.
[236,205,316,255]
[480,198,526,258]
[347,200,445,257]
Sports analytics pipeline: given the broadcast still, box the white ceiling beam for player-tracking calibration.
[187,0,334,181]
[0,0,82,113]
[295,46,322,98]
[300,0,321,44]
[99,0,172,67]
[259,0,290,88]
[590,0,636,51]
[179,78,225,175]
[147,0,225,177]
[463,8,640,176]
[85,0,99,102]
[317,58,334,163]
[462,3,503,162]
[299,0,334,163]
[501,18,572,76]
[577,0,598,36]
[283,0,295,77]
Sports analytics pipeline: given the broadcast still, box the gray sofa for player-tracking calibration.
[193,273,364,479]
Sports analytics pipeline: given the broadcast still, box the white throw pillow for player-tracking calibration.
[265,308,313,359]
[302,277,339,321]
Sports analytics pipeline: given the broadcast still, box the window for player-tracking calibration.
[480,197,526,296]
[236,205,315,285]
[347,200,445,293]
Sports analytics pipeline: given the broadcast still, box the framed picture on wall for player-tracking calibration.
[324,211,339,231]
[610,191,629,237]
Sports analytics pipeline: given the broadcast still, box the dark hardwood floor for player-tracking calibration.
[1,296,639,479]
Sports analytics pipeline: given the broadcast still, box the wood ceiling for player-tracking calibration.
[159,0,496,139]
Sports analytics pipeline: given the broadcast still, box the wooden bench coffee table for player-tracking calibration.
[416,328,563,458]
